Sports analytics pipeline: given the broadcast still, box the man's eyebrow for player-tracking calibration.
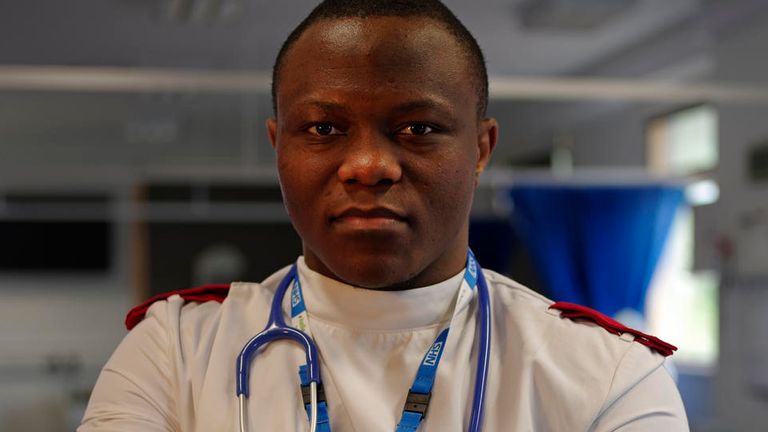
[391,99,453,116]
[298,100,349,113]
[293,99,454,117]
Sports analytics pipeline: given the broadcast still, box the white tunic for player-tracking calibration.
[79,258,688,431]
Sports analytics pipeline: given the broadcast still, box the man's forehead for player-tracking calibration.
[273,16,479,119]
[290,15,462,64]
[276,16,472,101]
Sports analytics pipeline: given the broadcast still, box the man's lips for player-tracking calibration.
[331,207,408,229]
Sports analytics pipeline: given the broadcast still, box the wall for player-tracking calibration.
[710,12,768,430]
[0,90,277,429]
[0,219,133,431]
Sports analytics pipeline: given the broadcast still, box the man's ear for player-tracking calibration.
[266,118,278,150]
[475,118,498,184]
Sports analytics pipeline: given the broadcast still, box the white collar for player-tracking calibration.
[296,256,465,331]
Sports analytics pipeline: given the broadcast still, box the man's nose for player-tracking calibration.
[337,131,402,186]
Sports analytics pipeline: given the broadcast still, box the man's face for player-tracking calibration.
[268,16,497,289]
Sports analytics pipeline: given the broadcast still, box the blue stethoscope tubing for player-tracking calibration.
[470,260,491,432]
[236,264,321,432]
[235,256,492,432]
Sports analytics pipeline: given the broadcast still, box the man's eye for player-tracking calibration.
[399,124,434,136]
[308,123,343,136]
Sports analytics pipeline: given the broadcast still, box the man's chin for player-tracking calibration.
[338,269,412,291]
[322,256,423,291]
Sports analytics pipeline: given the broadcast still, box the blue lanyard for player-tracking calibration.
[291,275,332,432]
[291,251,481,432]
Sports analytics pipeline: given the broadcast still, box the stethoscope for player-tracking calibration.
[235,250,492,432]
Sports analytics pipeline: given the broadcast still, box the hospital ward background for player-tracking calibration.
[1,0,767,431]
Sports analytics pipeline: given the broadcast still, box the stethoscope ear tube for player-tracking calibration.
[235,265,322,432]
[236,265,321,397]
[468,268,491,432]
[236,325,320,396]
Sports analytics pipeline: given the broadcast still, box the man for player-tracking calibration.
[79,1,689,430]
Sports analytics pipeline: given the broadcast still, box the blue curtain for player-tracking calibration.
[508,184,685,317]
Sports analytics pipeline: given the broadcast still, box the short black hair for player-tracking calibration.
[271,0,488,118]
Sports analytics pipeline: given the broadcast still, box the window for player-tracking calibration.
[648,104,718,176]
[646,104,719,367]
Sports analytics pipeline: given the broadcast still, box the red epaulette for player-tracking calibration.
[125,284,231,330]
[549,301,677,357]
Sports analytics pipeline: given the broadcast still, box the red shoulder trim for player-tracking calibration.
[125,284,231,331]
[549,301,677,357]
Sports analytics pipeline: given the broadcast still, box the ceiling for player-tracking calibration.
[0,0,702,77]
[10,0,768,183]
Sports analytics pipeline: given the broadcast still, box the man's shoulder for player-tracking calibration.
[483,269,674,360]
[484,269,675,418]
[483,269,553,310]
[125,284,231,330]
[125,265,291,331]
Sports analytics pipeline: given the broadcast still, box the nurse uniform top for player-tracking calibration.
[78,258,689,431]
